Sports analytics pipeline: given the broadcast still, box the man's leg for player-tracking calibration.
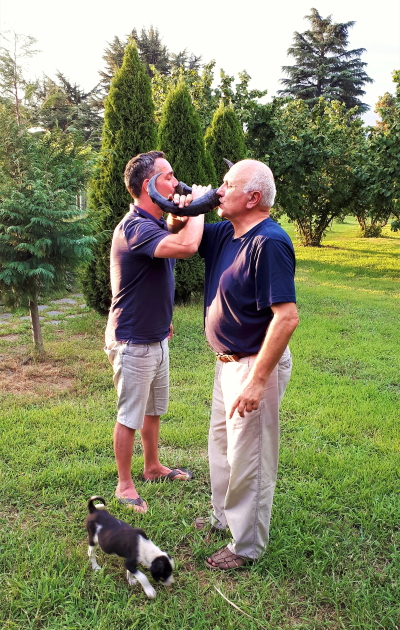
[141,339,190,481]
[208,360,230,529]
[209,348,292,561]
[141,414,189,480]
[106,340,154,510]
[114,422,147,513]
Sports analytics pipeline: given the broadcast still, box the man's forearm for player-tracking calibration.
[176,214,204,249]
[248,307,299,387]
[154,214,204,259]
[229,302,299,418]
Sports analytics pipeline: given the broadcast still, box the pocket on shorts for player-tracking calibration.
[104,342,123,366]
[123,343,150,358]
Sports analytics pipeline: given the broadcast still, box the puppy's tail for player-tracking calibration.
[88,496,106,513]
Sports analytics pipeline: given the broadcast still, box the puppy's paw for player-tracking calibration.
[127,570,138,586]
[144,585,156,599]
[93,564,102,571]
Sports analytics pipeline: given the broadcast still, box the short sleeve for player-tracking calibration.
[255,238,296,309]
[125,219,169,258]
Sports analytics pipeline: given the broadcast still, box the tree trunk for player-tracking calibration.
[29,297,45,355]
[356,215,366,231]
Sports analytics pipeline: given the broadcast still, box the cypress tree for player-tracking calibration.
[278,8,372,113]
[204,102,247,183]
[83,40,157,314]
[157,82,217,302]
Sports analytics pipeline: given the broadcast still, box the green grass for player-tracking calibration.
[1,219,399,629]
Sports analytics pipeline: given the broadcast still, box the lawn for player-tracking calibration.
[0,218,399,629]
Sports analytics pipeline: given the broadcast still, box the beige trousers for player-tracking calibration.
[208,347,292,559]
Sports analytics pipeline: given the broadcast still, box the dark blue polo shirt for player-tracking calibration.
[199,218,296,354]
[106,205,175,343]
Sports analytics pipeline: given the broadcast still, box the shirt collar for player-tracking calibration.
[130,203,167,230]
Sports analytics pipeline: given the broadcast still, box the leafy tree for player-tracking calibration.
[267,98,365,246]
[132,26,170,76]
[170,49,202,71]
[95,28,169,109]
[96,27,201,108]
[82,39,157,315]
[215,69,268,131]
[157,81,218,301]
[0,31,39,125]
[204,102,247,183]
[151,61,218,132]
[158,81,210,184]
[151,63,267,142]
[366,71,400,234]
[278,8,373,113]
[0,104,94,353]
[246,98,285,161]
[35,72,103,148]
[97,35,127,102]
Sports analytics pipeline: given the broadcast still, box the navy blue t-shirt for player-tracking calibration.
[198,218,296,354]
[106,206,175,343]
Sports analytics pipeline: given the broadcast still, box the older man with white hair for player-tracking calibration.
[197,159,299,570]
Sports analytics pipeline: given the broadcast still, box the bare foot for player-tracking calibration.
[115,482,148,513]
[143,465,191,481]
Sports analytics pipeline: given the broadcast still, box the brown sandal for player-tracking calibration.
[205,545,248,570]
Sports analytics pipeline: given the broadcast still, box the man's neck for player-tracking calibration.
[232,212,270,238]
[133,195,163,220]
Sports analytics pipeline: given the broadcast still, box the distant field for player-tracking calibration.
[0,219,399,629]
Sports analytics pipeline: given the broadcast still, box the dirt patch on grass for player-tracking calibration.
[0,334,19,342]
[0,358,75,397]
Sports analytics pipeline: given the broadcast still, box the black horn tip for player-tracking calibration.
[223,158,234,168]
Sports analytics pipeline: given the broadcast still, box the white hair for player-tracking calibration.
[242,168,276,208]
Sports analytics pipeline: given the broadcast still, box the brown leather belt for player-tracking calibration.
[216,352,257,363]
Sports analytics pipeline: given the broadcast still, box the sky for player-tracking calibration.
[0,0,399,125]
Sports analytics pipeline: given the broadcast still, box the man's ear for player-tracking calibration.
[246,190,262,209]
[142,178,150,195]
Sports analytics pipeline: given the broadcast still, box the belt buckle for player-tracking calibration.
[216,353,237,363]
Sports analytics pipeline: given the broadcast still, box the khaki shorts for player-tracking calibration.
[104,337,169,430]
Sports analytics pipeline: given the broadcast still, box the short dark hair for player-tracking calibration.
[124,151,165,199]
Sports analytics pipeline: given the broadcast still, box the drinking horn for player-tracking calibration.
[147,173,221,217]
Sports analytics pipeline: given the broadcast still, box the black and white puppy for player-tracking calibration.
[85,496,174,598]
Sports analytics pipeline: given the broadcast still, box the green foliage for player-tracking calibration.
[34,72,103,148]
[158,81,218,301]
[0,31,40,126]
[83,40,157,314]
[204,102,247,183]
[266,98,365,246]
[0,109,94,306]
[0,105,94,351]
[97,27,201,110]
[365,70,400,234]
[1,222,399,628]
[215,69,267,132]
[279,8,372,113]
[152,63,267,148]
[151,61,219,132]
[131,25,170,77]
[96,35,126,106]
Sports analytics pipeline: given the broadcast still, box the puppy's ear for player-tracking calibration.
[150,556,172,582]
